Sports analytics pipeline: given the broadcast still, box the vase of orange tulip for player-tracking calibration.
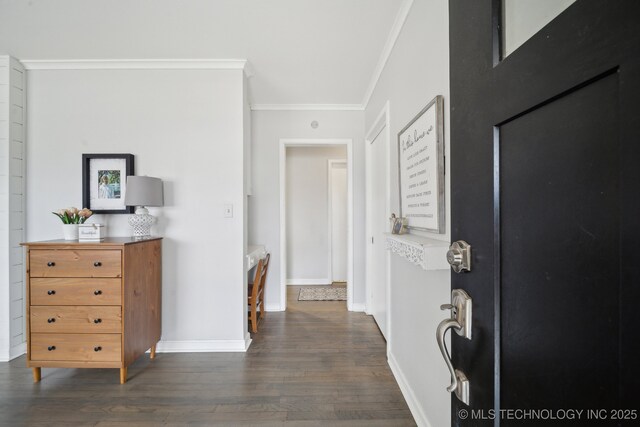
[52,207,93,240]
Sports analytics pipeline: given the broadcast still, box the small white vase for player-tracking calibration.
[62,224,79,240]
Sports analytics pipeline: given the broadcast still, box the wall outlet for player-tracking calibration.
[223,204,233,218]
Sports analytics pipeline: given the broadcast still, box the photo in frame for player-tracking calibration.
[392,217,407,235]
[397,95,445,233]
[82,154,135,214]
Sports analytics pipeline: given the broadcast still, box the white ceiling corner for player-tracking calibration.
[362,0,415,108]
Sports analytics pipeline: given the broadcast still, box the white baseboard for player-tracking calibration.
[350,303,366,312]
[388,351,432,427]
[10,342,26,360]
[265,303,284,312]
[0,342,27,362]
[155,339,250,353]
[286,278,331,285]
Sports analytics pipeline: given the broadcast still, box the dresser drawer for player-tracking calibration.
[30,278,121,305]
[31,333,121,362]
[30,250,122,278]
[31,306,122,333]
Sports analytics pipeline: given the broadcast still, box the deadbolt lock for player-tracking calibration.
[447,240,471,273]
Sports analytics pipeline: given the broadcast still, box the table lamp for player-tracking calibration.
[124,176,164,237]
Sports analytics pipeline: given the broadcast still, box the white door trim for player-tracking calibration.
[327,159,348,283]
[279,138,354,311]
[365,101,392,345]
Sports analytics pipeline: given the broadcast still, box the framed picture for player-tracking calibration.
[397,95,445,233]
[392,217,407,235]
[82,154,135,214]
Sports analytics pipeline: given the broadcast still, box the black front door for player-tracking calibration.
[449,1,640,425]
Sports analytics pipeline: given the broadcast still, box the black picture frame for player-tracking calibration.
[82,153,135,214]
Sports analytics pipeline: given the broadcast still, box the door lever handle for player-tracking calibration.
[436,317,462,392]
[436,289,472,405]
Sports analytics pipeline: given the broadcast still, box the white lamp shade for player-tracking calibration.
[124,176,164,207]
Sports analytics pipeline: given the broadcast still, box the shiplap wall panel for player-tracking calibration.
[9,281,21,301]
[0,56,9,360]
[10,176,22,195]
[9,57,25,358]
[10,123,23,142]
[0,55,26,361]
[11,140,23,159]
[10,66,23,89]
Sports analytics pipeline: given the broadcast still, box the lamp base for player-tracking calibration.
[128,207,156,237]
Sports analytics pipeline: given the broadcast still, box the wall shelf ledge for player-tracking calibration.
[385,233,450,271]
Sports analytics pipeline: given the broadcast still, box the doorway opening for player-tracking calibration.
[328,159,348,284]
[279,139,354,311]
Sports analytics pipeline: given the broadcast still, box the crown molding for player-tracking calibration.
[251,104,364,111]
[362,0,414,109]
[21,59,252,76]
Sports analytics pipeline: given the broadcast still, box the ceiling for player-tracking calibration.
[0,0,405,106]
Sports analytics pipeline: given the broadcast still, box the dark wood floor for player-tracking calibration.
[0,285,415,426]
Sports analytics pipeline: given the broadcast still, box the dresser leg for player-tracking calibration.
[120,367,127,384]
[150,343,157,359]
[32,368,41,383]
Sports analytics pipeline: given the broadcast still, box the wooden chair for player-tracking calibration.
[248,253,270,333]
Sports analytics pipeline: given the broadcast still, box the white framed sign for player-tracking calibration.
[397,95,445,233]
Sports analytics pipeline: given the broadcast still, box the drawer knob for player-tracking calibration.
[47,346,56,351]
[94,318,102,324]
[94,261,102,267]
[94,346,102,352]
[94,290,102,295]
[47,318,56,323]
[47,261,55,267]
[47,290,56,295]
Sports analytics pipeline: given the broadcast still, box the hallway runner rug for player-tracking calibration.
[298,287,347,301]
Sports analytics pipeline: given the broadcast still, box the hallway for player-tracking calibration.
[0,286,415,426]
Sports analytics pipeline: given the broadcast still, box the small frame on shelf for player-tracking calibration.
[391,216,407,235]
[397,95,445,233]
[82,154,135,214]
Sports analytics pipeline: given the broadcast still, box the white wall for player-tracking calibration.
[364,0,451,425]
[242,74,252,336]
[26,67,249,350]
[249,110,365,310]
[285,146,346,284]
[0,56,26,361]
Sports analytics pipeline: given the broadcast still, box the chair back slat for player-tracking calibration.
[251,259,264,300]
[257,253,270,297]
[248,252,270,333]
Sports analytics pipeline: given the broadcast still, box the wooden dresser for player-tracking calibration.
[21,237,162,384]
